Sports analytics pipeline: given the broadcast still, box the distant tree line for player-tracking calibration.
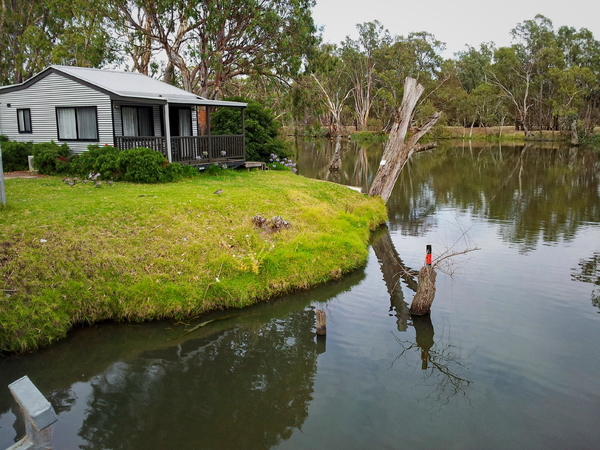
[297,15,600,137]
[1,4,598,136]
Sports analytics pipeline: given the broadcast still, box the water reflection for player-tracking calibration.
[371,226,473,406]
[393,315,472,407]
[371,227,417,331]
[0,266,367,450]
[572,252,600,312]
[77,310,317,450]
[293,139,600,251]
[293,137,380,190]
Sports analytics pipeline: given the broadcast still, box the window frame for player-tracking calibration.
[121,105,154,137]
[17,108,32,134]
[55,106,99,142]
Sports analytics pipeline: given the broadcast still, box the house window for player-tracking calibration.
[122,106,154,136]
[56,107,98,141]
[17,109,32,133]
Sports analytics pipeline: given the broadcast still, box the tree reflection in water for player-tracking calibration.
[76,309,318,450]
[371,227,417,331]
[392,315,473,407]
[571,252,600,312]
[372,227,473,406]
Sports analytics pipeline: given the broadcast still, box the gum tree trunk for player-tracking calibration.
[409,264,437,315]
[368,77,440,203]
[571,119,579,146]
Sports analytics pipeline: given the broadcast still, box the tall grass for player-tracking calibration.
[0,170,387,353]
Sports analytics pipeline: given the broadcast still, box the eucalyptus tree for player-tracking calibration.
[556,26,600,132]
[0,0,118,85]
[373,31,445,129]
[340,21,390,130]
[113,0,317,99]
[425,59,472,127]
[302,44,354,135]
[487,15,567,134]
[455,43,494,94]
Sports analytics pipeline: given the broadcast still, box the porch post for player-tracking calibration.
[164,103,172,163]
[241,107,246,160]
[0,143,6,207]
[206,106,212,160]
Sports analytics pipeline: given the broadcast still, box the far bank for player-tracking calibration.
[282,125,600,144]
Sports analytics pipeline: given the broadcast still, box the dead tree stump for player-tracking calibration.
[368,77,441,203]
[409,264,437,315]
[316,309,327,336]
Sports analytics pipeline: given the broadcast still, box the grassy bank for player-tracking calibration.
[0,170,387,353]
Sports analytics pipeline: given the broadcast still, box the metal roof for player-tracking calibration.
[1,66,247,108]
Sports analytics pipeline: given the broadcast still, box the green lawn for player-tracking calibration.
[0,170,387,353]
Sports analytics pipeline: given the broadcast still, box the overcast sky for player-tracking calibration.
[311,0,600,58]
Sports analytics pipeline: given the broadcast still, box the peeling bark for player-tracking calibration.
[571,119,579,146]
[368,77,440,203]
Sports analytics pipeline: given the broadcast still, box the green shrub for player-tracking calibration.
[32,141,71,174]
[200,163,229,176]
[115,147,167,183]
[300,123,328,138]
[0,141,33,172]
[161,162,185,182]
[181,164,200,178]
[72,145,121,179]
[210,96,291,162]
[350,131,387,142]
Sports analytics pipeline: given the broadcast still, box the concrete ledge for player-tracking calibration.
[7,376,57,450]
[9,376,57,431]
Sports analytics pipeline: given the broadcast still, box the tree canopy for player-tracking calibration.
[1,7,599,137]
[113,0,317,98]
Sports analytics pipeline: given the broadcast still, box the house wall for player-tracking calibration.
[0,72,113,153]
[192,108,198,136]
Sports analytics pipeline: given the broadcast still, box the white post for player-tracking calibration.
[7,376,58,450]
[0,142,6,207]
[164,103,172,163]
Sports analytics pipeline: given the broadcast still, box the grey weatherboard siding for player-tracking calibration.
[0,72,112,153]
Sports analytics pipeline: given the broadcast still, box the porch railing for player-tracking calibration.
[114,135,245,164]
[113,136,168,158]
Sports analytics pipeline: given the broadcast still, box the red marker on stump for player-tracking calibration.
[426,245,432,265]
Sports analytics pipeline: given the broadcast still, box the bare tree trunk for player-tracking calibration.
[368,78,440,203]
[571,119,579,146]
[412,314,434,369]
[409,264,437,315]
[328,135,342,171]
[371,228,417,331]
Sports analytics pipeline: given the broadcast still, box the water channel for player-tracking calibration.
[1,139,600,449]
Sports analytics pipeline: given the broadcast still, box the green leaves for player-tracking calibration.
[211,97,289,162]
[114,0,317,98]
[0,0,120,85]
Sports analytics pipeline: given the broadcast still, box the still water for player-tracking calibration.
[1,140,600,449]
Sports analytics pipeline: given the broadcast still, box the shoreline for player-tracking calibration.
[0,171,387,354]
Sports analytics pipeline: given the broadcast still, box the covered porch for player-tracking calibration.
[112,97,247,166]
